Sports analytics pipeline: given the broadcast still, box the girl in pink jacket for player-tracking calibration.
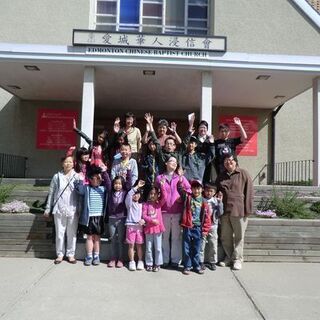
[142,184,166,272]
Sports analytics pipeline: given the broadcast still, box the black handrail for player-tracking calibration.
[0,153,27,178]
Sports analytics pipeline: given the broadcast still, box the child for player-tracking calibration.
[107,170,132,268]
[199,183,224,271]
[140,137,160,201]
[111,143,138,186]
[142,185,166,272]
[179,179,211,275]
[75,165,111,266]
[44,156,79,264]
[181,135,215,182]
[73,119,109,171]
[125,180,145,271]
[214,117,247,175]
[108,130,128,162]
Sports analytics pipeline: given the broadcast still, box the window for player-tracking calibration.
[94,0,209,34]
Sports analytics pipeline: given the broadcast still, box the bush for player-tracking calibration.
[309,201,320,214]
[257,189,315,219]
[0,177,14,204]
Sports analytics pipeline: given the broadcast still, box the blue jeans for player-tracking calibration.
[182,226,201,270]
[145,233,163,266]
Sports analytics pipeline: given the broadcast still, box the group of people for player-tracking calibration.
[44,111,253,275]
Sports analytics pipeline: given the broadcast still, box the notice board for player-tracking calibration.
[37,109,78,150]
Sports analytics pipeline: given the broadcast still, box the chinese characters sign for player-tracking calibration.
[218,116,258,156]
[37,109,78,150]
[73,30,226,52]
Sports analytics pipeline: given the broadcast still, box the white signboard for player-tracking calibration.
[73,30,226,52]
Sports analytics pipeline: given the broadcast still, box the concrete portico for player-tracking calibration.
[0,43,320,181]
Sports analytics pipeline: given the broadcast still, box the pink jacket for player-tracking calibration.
[155,173,191,215]
[142,200,165,234]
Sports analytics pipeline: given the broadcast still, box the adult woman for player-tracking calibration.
[155,156,191,269]
[114,113,141,160]
[44,156,79,264]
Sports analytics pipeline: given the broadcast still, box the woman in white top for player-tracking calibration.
[44,156,79,264]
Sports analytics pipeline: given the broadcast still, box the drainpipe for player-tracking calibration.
[270,104,284,184]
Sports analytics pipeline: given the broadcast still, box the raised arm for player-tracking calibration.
[101,170,112,193]
[168,122,182,145]
[73,119,92,146]
[145,113,162,153]
[234,117,247,142]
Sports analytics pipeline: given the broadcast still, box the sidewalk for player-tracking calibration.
[1,258,319,320]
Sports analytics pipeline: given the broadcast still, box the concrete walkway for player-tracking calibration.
[1,258,319,320]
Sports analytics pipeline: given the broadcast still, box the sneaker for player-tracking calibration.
[137,260,144,270]
[146,265,153,272]
[84,256,93,266]
[195,268,204,275]
[92,255,100,266]
[182,268,191,275]
[128,260,136,271]
[200,263,206,270]
[153,265,160,272]
[208,263,217,271]
[107,260,116,268]
[116,260,124,268]
[232,260,242,271]
[218,259,231,267]
[161,263,169,269]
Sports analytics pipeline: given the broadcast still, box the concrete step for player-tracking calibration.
[1,178,51,186]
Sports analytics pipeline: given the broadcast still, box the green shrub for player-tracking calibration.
[309,201,320,214]
[0,183,14,204]
[257,189,315,219]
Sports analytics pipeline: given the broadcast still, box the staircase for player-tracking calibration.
[1,179,320,262]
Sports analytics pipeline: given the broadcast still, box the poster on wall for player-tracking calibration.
[218,115,258,156]
[37,109,78,150]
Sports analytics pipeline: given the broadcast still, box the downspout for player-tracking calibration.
[270,104,284,184]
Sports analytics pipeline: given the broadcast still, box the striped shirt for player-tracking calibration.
[88,186,105,216]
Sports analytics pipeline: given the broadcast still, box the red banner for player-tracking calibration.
[37,109,78,150]
[218,115,258,156]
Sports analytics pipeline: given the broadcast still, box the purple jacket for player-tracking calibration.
[155,173,191,215]
[107,169,132,219]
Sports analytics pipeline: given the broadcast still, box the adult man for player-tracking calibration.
[216,153,253,270]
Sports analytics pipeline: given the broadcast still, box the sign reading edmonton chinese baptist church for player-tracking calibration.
[73,29,226,57]
[37,109,78,150]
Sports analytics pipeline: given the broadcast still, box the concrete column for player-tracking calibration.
[313,77,320,186]
[80,67,95,146]
[201,71,213,134]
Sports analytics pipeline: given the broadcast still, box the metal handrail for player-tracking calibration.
[0,153,28,178]
[268,159,313,185]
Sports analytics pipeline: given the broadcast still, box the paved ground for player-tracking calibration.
[1,258,319,320]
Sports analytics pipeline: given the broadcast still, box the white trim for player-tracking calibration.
[81,67,95,146]
[313,77,320,186]
[89,0,97,29]
[0,43,319,73]
[291,0,320,29]
[201,71,212,133]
